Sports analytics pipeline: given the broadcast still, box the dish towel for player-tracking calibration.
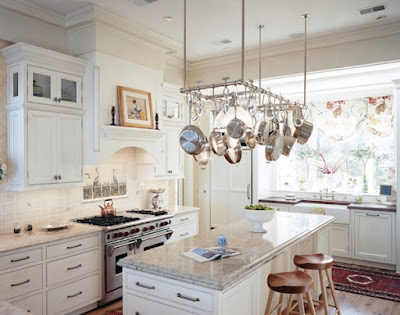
[311,206,326,215]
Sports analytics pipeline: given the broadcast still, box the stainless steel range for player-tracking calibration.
[75,209,173,305]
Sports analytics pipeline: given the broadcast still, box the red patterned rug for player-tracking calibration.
[332,263,400,302]
[105,306,122,315]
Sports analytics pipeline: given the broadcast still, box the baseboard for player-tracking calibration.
[333,256,396,271]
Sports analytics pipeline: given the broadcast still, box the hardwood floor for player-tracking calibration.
[86,291,399,314]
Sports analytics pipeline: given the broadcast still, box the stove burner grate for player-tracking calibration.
[76,215,140,226]
[126,209,168,216]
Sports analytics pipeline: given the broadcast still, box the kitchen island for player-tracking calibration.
[119,212,334,315]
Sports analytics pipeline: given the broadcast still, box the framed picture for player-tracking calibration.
[117,86,154,129]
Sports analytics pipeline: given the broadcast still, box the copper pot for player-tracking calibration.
[99,199,116,217]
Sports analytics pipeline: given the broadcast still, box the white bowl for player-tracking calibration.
[244,208,276,233]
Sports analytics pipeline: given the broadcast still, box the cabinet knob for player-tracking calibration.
[58,98,62,102]
[53,97,58,102]
[54,175,58,180]
[58,175,62,180]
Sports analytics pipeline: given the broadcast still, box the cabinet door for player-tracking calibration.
[27,66,57,105]
[57,72,82,108]
[161,97,183,123]
[166,126,184,177]
[28,110,58,185]
[57,114,82,183]
[354,211,394,263]
[332,224,350,257]
[154,133,168,176]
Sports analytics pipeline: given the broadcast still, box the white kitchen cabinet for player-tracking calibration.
[168,211,199,243]
[0,231,102,315]
[353,210,395,264]
[3,43,85,109]
[260,202,292,212]
[332,224,350,258]
[160,82,184,124]
[27,110,82,186]
[154,124,184,178]
[2,43,85,190]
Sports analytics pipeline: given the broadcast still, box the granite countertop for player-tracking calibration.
[259,196,396,212]
[347,202,396,212]
[119,212,334,291]
[0,301,29,314]
[168,205,200,215]
[0,223,102,254]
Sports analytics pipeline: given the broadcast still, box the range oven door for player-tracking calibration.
[105,237,137,293]
[135,229,173,254]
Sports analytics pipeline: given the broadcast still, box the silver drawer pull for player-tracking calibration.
[67,244,82,249]
[67,264,82,270]
[180,232,189,237]
[135,282,155,290]
[177,293,200,302]
[11,279,30,287]
[67,291,82,298]
[11,256,30,263]
[366,213,380,217]
[180,217,189,222]
[135,313,140,315]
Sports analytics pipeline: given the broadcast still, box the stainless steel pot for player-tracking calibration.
[265,131,284,161]
[244,128,256,149]
[227,98,246,139]
[282,136,296,156]
[255,119,272,145]
[224,142,242,164]
[194,141,211,166]
[293,120,313,145]
[223,133,239,148]
[209,130,224,156]
[180,101,207,155]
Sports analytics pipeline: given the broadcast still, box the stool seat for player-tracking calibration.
[293,253,333,270]
[268,271,314,294]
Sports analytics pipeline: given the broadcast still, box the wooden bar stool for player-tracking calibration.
[264,270,316,315]
[293,253,341,315]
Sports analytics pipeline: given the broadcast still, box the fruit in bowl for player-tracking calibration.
[243,204,275,233]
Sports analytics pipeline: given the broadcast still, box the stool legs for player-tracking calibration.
[325,269,341,315]
[277,294,284,314]
[305,292,316,315]
[298,294,305,315]
[264,290,275,315]
[318,270,329,315]
[285,295,293,315]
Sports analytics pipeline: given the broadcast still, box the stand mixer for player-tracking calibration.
[150,188,165,209]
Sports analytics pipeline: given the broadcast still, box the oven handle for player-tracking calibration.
[140,230,173,242]
[107,239,137,257]
[136,230,173,249]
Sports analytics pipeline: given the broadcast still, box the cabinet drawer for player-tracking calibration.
[127,272,213,312]
[46,234,99,259]
[0,265,43,300]
[0,248,42,271]
[47,249,100,287]
[126,293,197,315]
[169,222,198,243]
[262,203,290,212]
[172,212,198,226]
[47,274,100,315]
[12,292,43,314]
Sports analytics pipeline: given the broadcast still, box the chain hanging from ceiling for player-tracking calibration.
[179,0,313,166]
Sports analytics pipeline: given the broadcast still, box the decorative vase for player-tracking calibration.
[362,174,368,193]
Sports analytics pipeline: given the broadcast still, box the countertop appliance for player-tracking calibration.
[75,209,173,305]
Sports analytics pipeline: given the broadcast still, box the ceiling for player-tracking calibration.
[23,0,400,61]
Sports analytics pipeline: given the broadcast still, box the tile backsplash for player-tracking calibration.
[0,39,169,234]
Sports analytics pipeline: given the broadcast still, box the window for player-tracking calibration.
[276,95,395,194]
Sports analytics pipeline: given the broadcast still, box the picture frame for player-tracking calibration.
[117,86,154,129]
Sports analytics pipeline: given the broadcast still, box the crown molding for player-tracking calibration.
[0,0,65,28]
[66,4,182,56]
[189,22,400,72]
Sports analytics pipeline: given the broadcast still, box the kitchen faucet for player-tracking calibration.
[319,188,335,201]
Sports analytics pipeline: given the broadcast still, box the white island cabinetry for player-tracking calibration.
[121,212,334,315]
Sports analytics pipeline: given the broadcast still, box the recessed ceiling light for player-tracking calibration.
[376,15,388,20]
[289,32,305,39]
[163,16,173,22]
